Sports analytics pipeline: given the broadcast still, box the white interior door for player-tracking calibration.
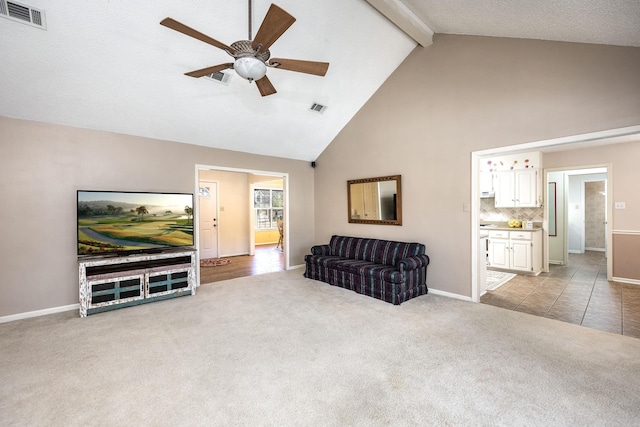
[198,181,218,259]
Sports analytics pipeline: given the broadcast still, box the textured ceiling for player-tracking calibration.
[400,0,640,47]
[1,1,638,162]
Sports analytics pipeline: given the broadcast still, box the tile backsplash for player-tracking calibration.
[480,198,544,222]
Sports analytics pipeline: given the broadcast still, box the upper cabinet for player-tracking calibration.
[494,169,539,207]
[479,172,495,197]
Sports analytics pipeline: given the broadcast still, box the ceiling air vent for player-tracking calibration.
[0,0,46,29]
[204,71,231,85]
[310,103,327,114]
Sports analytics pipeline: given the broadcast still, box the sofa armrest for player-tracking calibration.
[398,255,430,272]
[311,244,331,255]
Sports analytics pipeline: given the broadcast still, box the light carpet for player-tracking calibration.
[486,270,517,291]
[2,270,640,426]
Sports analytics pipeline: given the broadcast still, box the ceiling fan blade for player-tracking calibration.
[255,75,277,97]
[160,18,233,53]
[251,4,296,51]
[184,63,234,78]
[269,58,329,76]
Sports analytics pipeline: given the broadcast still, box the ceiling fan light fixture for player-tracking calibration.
[234,56,267,82]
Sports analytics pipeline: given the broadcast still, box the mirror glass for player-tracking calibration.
[347,175,402,225]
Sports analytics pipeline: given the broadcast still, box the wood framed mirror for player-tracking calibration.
[347,175,402,225]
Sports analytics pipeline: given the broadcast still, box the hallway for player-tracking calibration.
[481,251,640,338]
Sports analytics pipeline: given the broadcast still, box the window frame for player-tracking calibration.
[253,188,283,230]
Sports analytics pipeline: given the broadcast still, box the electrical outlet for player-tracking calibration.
[615,202,626,209]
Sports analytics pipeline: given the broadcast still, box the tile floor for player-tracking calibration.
[481,251,640,338]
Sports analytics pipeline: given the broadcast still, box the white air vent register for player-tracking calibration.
[0,0,46,29]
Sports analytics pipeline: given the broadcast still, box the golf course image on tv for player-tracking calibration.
[77,190,194,256]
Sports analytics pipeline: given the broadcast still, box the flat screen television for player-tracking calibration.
[77,190,194,256]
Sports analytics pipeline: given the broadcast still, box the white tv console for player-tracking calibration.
[78,249,197,317]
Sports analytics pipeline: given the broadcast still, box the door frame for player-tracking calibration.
[194,164,290,287]
[470,125,640,303]
[581,178,608,255]
[544,166,610,272]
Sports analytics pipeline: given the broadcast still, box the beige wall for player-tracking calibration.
[314,35,640,297]
[544,143,640,230]
[0,117,314,317]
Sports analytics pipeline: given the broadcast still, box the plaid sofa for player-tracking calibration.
[303,235,429,305]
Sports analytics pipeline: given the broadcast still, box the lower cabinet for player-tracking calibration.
[79,250,197,317]
[488,229,542,275]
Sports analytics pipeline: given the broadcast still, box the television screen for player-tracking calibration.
[77,190,194,256]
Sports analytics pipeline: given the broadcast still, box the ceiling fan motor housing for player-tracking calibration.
[229,40,271,81]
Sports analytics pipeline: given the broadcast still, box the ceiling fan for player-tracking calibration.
[160,1,330,97]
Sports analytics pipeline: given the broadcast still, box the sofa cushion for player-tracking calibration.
[329,235,424,267]
[332,259,404,284]
[304,254,350,269]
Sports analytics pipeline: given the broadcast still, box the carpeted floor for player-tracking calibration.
[2,270,640,426]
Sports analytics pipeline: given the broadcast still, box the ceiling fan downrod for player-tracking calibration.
[248,0,253,41]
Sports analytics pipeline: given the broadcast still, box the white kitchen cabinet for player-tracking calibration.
[494,170,538,207]
[479,172,494,197]
[488,229,542,274]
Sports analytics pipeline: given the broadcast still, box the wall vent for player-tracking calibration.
[203,71,231,85]
[0,0,46,29]
[310,103,327,114]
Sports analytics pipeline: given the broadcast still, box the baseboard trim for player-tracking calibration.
[0,303,79,324]
[612,277,640,286]
[428,289,473,302]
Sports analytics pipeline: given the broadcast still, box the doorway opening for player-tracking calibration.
[546,167,609,269]
[194,165,289,286]
[471,125,640,303]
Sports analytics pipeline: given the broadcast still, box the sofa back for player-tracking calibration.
[329,235,425,267]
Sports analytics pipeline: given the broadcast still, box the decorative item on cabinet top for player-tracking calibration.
[480,151,542,173]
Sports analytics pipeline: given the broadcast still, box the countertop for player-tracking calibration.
[479,222,542,231]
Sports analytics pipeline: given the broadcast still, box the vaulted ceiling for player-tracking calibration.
[1,0,638,161]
